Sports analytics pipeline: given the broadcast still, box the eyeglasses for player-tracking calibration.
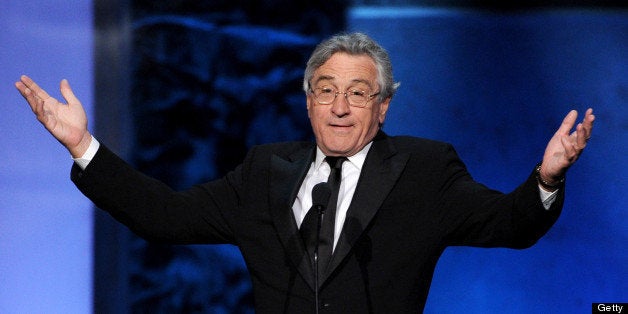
[310,87,380,108]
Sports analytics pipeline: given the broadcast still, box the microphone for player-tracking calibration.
[310,182,330,314]
[312,182,331,215]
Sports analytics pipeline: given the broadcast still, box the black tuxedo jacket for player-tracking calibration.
[71,131,563,313]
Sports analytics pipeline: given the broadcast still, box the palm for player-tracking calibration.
[41,96,87,147]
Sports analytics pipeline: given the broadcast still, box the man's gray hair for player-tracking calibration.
[303,32,400,103]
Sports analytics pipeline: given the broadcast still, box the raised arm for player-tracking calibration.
[538,108,595,190]
[15,75,92,158]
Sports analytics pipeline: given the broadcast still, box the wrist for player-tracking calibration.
[69,132,93,158]
[535,162,565,192]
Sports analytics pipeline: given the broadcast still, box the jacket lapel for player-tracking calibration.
[269,146,317,291]
[322,132,409,284]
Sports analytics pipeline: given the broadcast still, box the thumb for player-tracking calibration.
[59,79,82,107]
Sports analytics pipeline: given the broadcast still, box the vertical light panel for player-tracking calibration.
[0,0,94,313]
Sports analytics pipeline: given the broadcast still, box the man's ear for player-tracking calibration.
[306,96,312,118]
[378,97,391,124]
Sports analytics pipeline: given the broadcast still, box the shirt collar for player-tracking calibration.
[314,141,373,171]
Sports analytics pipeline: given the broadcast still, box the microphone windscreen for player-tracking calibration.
[311,182,331,208]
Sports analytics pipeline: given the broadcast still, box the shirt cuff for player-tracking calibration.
[72,136,100,170]
[538,185,559,210]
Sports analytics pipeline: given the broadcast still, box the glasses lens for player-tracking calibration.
[347,89,367,107]
[314,88,334,104]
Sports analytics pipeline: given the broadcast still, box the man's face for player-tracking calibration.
[307,52,390,157]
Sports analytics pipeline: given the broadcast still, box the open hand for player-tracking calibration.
[15,75,92,158]
[539,108,595,185]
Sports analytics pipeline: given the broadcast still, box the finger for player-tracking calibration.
[15,81,33,102]
[20,75,52,101]
[575,123,587,150]
[582,108,595,139]
[560,135,578,163]
[15,80,43,114]
[556,110,578,136]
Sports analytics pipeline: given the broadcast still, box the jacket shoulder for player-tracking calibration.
[241,141,314,165]
[251,141,313,155]
[387,135,453,153]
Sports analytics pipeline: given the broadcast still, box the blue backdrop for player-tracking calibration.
[349,7,627,312]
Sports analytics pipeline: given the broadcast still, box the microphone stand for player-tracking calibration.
[310,182,330,314]
[314,204,324,314]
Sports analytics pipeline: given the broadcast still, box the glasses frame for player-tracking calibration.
[309,87,380,108]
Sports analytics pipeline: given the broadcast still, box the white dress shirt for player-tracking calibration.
[292,143,371,252]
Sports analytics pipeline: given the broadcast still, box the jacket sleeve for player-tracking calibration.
[436,144,564,249]
[71,144,242,244]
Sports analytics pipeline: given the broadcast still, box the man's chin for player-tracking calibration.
[320,142,362,157]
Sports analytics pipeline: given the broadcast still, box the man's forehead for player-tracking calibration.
[309,53,378,90]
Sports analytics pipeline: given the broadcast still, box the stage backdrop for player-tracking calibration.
[119,4,625,312]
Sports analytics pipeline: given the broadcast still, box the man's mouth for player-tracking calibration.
[330,123,352,130]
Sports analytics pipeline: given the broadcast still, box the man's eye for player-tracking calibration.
[349,90,365,96]
[320,88,334,94]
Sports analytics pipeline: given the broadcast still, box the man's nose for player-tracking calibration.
[331,92,350,116]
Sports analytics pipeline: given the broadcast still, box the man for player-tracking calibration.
[16,32,594,313]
